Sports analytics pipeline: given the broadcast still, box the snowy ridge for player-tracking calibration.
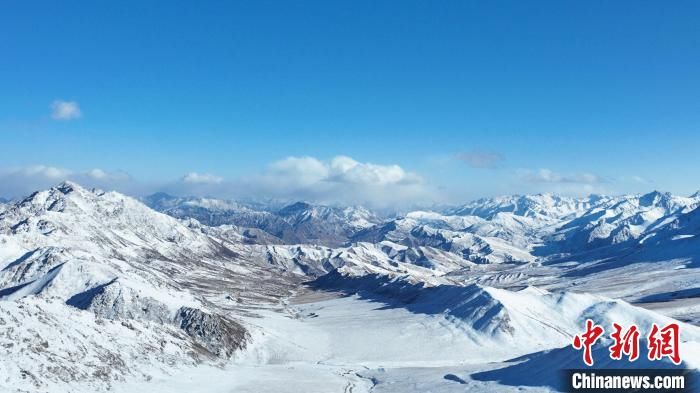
[549,191,700,253]
[146,189,700,264]
[447,193,605,220]
[0,183,257,390]
[1,182,699,392]
[310,271,700,365]
[144,193,382,247]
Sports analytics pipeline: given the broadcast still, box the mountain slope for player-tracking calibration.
[143,193,382,247]
[0,182,292,390]
[2,182,700,392]
[547,191,700,253]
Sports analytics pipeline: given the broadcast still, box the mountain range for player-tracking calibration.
[1,182,699,392]
[143,189,700,266]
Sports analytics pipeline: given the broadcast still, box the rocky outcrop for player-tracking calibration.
[174,307,248,357]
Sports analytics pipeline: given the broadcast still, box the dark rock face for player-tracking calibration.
[174,307,248,358]
[66,279,174,324]
[65,279,250,359]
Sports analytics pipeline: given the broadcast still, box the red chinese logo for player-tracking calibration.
[647,323,681,365]
[609,323,640,362]
[572,319,605,366]
[572,321,681,366]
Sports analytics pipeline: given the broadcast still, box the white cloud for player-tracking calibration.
[631,175,651,184]
[262,155,421,187]
[0,160,666,206]
[518,168,606,184]
[0,158,433,207]
[267,155,421,187]
[327,156,422,185]
[512,168,612,196]
[456,151,504,169]
[50,100,82,120]
[0,165,136,198]
[166,156,435,207]
[87,168,109,179]
[182,172,224,185]
[20,165,72,179]
[247,155,431,206]
[267,157,329,186]
[85,168,130,181]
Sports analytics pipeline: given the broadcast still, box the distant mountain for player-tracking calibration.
[142,192,292,241]
[547,191,700,254]
[143,189,700,263]
[628,202,700,263]
[351,211,537,264]
[350,191,700,264]
[143,193,382,247]
[446,193,605,220]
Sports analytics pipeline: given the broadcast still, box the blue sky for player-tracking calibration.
[1,1,699,204]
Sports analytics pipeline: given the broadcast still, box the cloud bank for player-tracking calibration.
[0,157,436,207]
[0,166,134,198]
[0,159,651,206]
[182,172,224,185]
[166,156,435,207]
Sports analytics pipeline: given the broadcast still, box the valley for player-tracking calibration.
[0,182,699,392]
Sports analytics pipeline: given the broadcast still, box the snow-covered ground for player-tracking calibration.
[108,294,552,393]
[108,289,700,393]
[2,182,700,392]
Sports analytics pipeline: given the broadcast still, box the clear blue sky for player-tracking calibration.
[1,1,699,202]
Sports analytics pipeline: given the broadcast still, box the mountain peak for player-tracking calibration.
[638,190,672,207]
[147,191,177,199]
[141,192,180,210]
[278,201,314,215]
[55,180,83,194]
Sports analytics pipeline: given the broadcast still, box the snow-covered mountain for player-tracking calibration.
[348,191,700,264]
[2,182,699,392]
[0,182,291,390]
[547,191,700,254]
[447,193,605,220]
[143,193,382,247]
